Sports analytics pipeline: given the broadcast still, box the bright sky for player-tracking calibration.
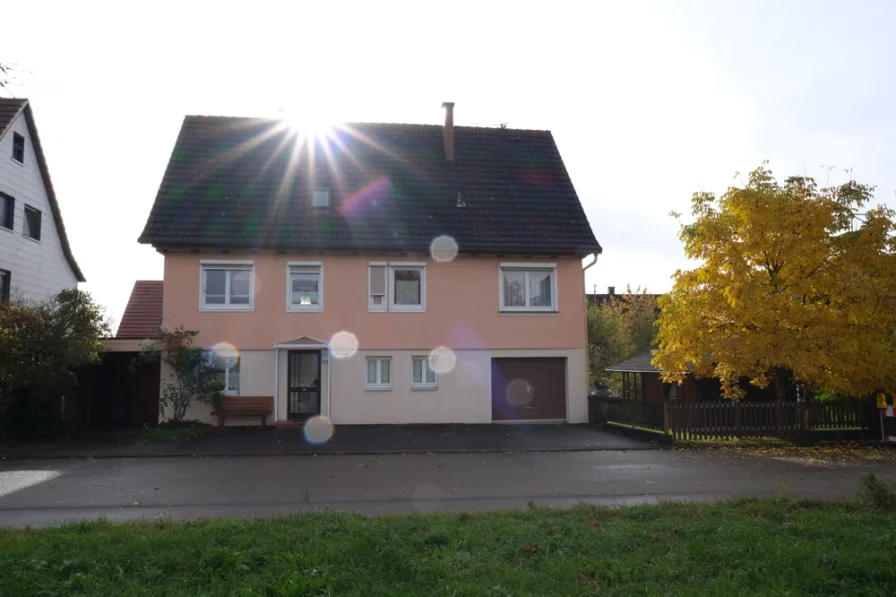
[3,0,895,326]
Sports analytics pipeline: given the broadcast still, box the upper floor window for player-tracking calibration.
[499,264,557,312]
[369,262,426,312]
[288,262,323,311]
[312,189,329,208]
[0,193,13,230]
[23,205,41,240]
[0,269,9,303]
[200,261,254,310]
[12,133,24,164]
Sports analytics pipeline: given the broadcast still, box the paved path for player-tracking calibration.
[177,424,651,456]
[0,425,649,459]
[0,449,893,527]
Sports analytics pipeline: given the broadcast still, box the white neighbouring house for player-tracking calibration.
[0,98,84,302]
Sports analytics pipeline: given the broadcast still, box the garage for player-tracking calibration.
[491,358,567,421]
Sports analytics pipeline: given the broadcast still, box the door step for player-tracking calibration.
[275,421,306,429]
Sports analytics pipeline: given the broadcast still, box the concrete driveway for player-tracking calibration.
[1,448,893,527]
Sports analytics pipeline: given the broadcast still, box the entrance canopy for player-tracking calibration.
[274,335,328,349]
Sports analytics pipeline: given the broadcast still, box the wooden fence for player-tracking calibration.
[589,396,876,441]
[588,397,666,434]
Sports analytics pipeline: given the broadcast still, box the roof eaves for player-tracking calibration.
[17,102,86,282]
[0,99,28,141]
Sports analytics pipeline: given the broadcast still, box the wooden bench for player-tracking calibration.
[211,396,274,427]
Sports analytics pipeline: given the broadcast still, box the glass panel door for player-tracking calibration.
[287,351,321,419]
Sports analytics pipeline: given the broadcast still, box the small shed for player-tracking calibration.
[70,281,162,428]
[606,352,779,403]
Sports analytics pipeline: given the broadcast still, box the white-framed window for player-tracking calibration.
[210,355,241,395]
[200,261,254,311]
[412,356,437,389]
[499,263,558,312]
[366,357,392,390]
[287,262,323,311]
[390,263,426,311]
[368,262,427,312]
[313,189,330,208]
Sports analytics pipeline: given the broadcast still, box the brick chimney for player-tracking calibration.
[442,102,455,161]
[608,286,615,296]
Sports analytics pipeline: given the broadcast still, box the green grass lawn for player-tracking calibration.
[2,496,896,596]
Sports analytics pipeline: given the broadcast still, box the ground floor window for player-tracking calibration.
[366,357,391,390]
[0,269,9,303]
[412,356,437,389]
[210,355,240,395]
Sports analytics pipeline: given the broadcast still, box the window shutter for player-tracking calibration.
[370,266,386,295]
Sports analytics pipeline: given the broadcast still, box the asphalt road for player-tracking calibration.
[0,450,893,527]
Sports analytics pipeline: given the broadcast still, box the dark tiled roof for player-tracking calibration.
[138,116,602,256]
[0,98,85,281]
[606,352,660,373]
[116,280,163,338]
[0,99,27,138]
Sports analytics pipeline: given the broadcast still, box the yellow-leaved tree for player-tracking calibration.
[654,165,896,400]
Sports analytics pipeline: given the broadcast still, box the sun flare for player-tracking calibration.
[279,107,339,140]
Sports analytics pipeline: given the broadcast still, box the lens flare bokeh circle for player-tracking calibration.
[429,346,457,374]
[303,415,335,445]
[329,331,359,359]
[430,235,459,263]
[207,342,240,368]
[506,378,535,407]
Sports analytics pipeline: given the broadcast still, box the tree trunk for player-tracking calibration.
[773,367,792,401]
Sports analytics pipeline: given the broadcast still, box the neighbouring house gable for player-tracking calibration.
[0,98,84,302]
[139,116,602,257]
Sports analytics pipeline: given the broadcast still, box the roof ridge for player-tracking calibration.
[181,114,552,133]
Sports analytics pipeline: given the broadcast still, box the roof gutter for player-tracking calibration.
[582,253,599,272]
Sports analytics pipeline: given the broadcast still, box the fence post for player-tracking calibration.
[663,402,670,436]
[801,401,809,433]
[735,401,742,438]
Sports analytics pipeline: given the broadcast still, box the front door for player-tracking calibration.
[287,350,321,420]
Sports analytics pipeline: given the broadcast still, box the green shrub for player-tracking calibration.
[858,474,896,512]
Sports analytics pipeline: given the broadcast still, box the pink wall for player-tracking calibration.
[162,253,588,350]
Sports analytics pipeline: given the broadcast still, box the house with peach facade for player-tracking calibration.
[138,103,602,425]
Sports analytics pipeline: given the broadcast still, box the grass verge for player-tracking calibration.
[2,495,896,596]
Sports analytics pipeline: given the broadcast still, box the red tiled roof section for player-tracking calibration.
[117,281,163,339]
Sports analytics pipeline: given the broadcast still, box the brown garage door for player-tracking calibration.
[491,358,566,421]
